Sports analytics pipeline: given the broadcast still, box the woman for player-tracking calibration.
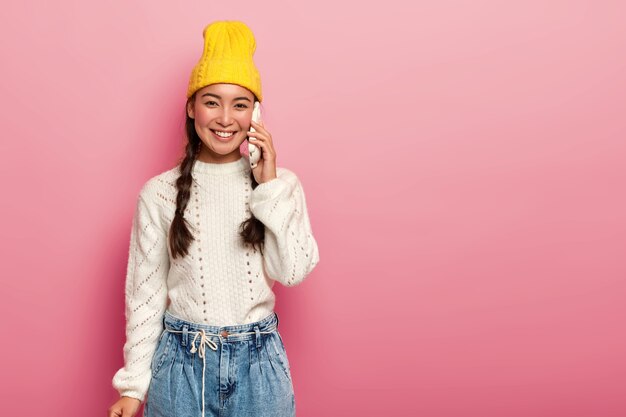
[107,20,320,417]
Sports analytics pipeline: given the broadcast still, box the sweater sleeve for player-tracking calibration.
[249,168,320,286]
[112,185,170,402]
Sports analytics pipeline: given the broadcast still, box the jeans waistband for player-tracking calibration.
[163,309,279,343]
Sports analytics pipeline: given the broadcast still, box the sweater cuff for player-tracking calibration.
[249,176,295,231]
[251,177,290,200]
[120,390,145,403]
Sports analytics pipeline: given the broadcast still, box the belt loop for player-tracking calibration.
[275,311,280,328]
[182,324,189,347]
[254,325,261,349]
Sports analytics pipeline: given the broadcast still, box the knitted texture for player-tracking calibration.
[187,21,263,100]
[111,154,319,401]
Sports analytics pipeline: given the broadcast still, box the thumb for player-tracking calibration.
[120,406,135,417]
[108,406,122,417]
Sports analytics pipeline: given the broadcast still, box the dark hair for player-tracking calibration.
[168,92,265,259]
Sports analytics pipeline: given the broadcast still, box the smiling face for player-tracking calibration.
[187,83,256,163]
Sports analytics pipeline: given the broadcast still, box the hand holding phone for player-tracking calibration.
[247,102,262,169]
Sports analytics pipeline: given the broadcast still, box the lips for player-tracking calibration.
[211,129,237,142]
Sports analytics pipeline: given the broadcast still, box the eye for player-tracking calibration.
[205,101,218,106]
[236,103,248,109]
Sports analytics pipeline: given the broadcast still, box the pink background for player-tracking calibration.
[1,1,624,416]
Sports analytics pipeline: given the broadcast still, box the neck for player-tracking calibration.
[197,145,243,164]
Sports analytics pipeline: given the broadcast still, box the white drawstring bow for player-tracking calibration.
[166,326,276,417]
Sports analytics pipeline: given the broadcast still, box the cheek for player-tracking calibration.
[194,110,212,126]
[236,115,251,131]
[194,106,213,126]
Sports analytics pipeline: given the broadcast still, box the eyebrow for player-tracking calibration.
[201,93,252,102]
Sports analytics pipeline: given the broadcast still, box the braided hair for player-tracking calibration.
[168,93,265,259]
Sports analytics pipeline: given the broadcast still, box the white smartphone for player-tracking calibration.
[247,101,262,169]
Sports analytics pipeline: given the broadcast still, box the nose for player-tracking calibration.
[216,108,234,127]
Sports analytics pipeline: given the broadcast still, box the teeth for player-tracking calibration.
[213,130,234,138]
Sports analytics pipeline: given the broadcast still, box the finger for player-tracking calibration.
[108,408,121,417]
[250,132,272,148]
[247,131,265,141]
[250,138,274,156]
[249,138,270,151]
[251,120,268,133]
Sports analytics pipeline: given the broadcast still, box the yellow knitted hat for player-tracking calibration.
[186,21,263,102]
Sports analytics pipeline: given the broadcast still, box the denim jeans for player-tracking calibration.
[145,310,295,417]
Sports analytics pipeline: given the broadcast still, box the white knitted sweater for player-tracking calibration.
[111,154,320,401]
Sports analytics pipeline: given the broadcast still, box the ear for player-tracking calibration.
[187,101,195,119]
